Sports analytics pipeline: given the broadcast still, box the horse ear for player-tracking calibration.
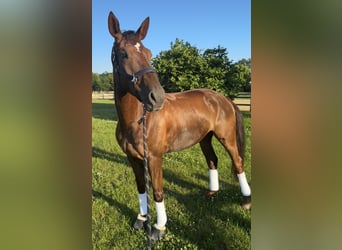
[108,11,122,40]
[136,17,150,41]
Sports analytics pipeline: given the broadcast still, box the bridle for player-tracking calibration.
[111,44,156,85]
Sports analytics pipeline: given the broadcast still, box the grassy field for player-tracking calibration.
[92,99,251,249]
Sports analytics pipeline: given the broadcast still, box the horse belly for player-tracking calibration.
[166,127,205,152]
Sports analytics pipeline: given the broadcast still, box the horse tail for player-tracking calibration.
[231,101,246,180]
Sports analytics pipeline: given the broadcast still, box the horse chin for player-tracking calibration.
[144,103,164,112]
[153,105,163,112]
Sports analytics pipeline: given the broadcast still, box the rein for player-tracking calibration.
[139,108,152,250]
[112,44,153,249]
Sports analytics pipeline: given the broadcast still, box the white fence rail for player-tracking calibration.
[92,91,114,100]
[92,91,251,111]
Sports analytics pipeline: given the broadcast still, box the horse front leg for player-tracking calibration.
[127,155,149,230]
[148,154,167,241]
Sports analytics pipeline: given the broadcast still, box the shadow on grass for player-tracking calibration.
[92,147,128,165]
[162,168,250,249]
[92,102,118,121]
[92,189,136,221]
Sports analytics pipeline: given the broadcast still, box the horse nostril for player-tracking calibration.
[149,92,157,104]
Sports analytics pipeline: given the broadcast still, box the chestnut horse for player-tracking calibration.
[108,12,251,241]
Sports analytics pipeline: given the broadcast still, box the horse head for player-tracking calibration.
[108,11,165,112]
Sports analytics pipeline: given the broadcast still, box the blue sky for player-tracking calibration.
[92,0,250,73]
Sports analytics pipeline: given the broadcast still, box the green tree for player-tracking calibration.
[92,72,101,91]
[152,39,204,92]
[229,59,251,92]
[92,72,113,91]
[152,39,242,98]
[99,72,113,91]
[237,58,251,69]
[202,46,239,97]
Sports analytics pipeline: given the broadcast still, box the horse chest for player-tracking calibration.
[116,125,144,159]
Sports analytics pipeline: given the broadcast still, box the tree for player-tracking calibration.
[92,72,113,91]
[99,72,113,91]
[236,58,251,69]
[152,39,241,98]
[229,59,251,92]
[92,72,101,91]
[152,39,204,92]
[202,46,240,97]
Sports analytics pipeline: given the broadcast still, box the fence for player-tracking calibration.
[233,92,251,112]
[92,91,114,100]
[92,91,251,112]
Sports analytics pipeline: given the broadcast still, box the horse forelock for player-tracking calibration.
[121,30,140,43]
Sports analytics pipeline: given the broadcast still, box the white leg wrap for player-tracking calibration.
[155,201,167,229]
[237,172,251,196]
[209,169,219,191]
[138,192,147,215]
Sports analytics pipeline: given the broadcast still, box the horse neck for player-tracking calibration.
[115,83,143,130]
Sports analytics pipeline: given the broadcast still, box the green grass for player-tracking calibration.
[92,99,251,249]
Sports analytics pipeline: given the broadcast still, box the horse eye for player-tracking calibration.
[120,50,128,59]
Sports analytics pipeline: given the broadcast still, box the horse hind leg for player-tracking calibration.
[214,129,251,210]
[199,132,219,197]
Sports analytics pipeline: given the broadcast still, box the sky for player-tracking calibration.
[92,0,250,73]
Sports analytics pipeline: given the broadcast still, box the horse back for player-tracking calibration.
[164,88,235,117]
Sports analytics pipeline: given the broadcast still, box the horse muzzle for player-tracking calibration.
[142,85,165,112]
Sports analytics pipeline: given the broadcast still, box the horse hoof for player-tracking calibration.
[151,224,166,241]
[132,214,147,230]
[241,196,251,210]
[205,190,218,198]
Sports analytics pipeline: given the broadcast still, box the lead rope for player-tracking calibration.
[141,108,152,250]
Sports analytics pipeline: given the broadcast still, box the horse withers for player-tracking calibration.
[108,11,251,241]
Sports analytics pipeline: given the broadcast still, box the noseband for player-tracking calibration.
[111,45,156,85]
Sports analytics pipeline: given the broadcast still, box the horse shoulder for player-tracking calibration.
[115,119,145,159]
[145,111,169,154]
